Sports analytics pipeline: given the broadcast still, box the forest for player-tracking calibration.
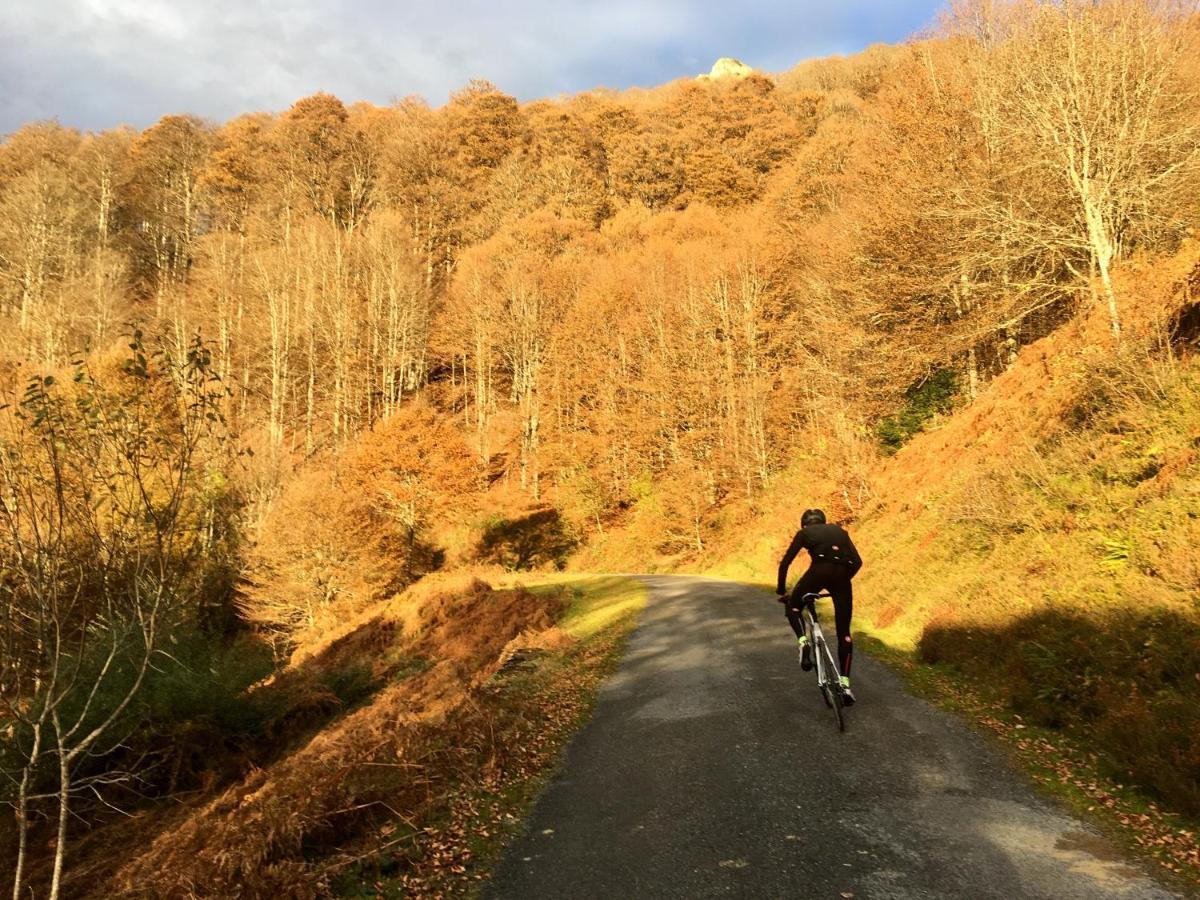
[2,0,1200,895]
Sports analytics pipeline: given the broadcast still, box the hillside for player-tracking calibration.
[3,1,1200,896]
[857,255,1200,830]
[28,251,1198,897]
[699,248,1200,879]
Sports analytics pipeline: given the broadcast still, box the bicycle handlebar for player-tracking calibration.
[799,591,833,601]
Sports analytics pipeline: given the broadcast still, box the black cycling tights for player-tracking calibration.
[784,562,853,677]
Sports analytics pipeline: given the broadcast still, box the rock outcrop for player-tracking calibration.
[699,57,754,81]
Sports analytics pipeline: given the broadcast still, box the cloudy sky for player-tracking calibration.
[2,0,943,134]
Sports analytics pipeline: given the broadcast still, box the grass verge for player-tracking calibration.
[857,634,1200,893]
[333,575,647,898]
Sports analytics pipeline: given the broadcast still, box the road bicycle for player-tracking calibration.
[797,591,848,732]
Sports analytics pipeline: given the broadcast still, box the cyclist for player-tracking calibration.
[776,508,863,706]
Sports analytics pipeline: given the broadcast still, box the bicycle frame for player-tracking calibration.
[798,590,846,731]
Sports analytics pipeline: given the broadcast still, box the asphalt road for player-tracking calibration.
[486,575,1180,900]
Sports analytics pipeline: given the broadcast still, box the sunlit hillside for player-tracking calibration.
[708,245,1200,827]
[2,1,1199,895]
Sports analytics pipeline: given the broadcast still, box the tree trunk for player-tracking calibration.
[1099,257,1120,341]
[9,719,43,900]
[49,722,70,900]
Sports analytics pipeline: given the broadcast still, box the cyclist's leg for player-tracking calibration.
[829,577,854,677]
[783,600,805,638]
[788,571,824,673]
[786,567,824,635]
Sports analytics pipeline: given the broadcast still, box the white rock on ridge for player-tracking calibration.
[699,58,754,81]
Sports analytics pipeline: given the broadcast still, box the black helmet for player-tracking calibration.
[801,508,827,527]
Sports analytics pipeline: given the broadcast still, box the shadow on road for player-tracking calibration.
[486,575,1176,900]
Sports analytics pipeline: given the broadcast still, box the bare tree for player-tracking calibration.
[957,0,1200,337]
[0,333,225,899]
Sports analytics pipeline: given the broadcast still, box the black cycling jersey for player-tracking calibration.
[776,522,862,594]
[777,522,863,678]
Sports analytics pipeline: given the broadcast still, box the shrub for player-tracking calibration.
[919,604,1200,813]
[0,335,235,896]
[475,507,578,570]
[877,368,960,452]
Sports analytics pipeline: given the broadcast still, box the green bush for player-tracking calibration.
[317,664,378,710]
[877,368,961,453]
[0,627,279,826]
[139,630,277,735]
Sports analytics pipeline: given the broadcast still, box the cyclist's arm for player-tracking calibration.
[845,533,863,578]
[777,530,806,594]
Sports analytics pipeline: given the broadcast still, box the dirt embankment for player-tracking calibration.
[93,577,567,899]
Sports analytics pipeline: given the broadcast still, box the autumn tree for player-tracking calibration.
[666,76,801,206]
[0,125,82,360]
[270,93,372,232]
[123,116,210,311]
[375,98,464,291]
[448,80,527,173]
[955,0,1200,337]
[445,212,590,496]
[358,211,430,421]
[607,127,683,210]
[71,129,134,351]
[200,114,269,233]
[191,115,272,411]
[240,403,474,649]
[0,124,135,364]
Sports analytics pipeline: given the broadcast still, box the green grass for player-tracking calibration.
[560,576,648,639]
[877,367,961,453]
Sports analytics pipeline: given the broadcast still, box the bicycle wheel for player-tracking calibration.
[822,643,846,732]
[815,639,834,708]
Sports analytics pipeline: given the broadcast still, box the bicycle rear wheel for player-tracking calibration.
[813,636,834,708]
[821,641,846,732]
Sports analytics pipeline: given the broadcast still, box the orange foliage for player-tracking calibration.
[241,404,477,649]
[106,579,567,898]
[4,12,1200,887]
